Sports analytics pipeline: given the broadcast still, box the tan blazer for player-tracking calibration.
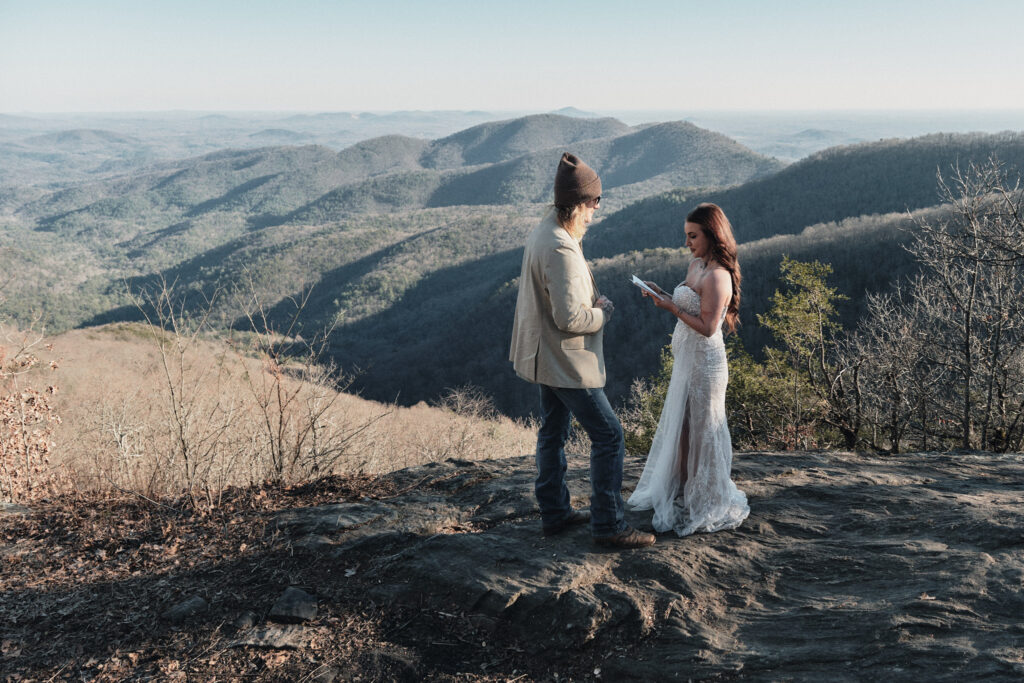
[509,210,607,388]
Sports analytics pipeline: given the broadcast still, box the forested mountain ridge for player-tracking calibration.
[5,115,781,291]
[334,135,432,177]
[585,131,1024,257]
[420,114,631,168]
[288,119,784,221]
[17,115,780,231]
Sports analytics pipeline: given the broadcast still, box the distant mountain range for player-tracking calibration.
[23,128,140,147]
[291,118,782,221]
[3,113,1023,418]
[585,131,1024,257]
[15,114,781,255]
[0,110,510,186]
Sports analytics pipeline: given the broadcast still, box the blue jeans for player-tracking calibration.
[535,385,627,538]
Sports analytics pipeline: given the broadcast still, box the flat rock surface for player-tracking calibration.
[273,451,1024,680]
[161,595,208,623]
[4,450,1022,680]
[269,586,318,623]
[0,502,31,516]
[231,624,317,650]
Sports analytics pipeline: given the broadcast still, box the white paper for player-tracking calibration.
[631,275,662,298]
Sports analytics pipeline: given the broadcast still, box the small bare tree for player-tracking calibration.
[129,279,250,508]
[237,279,376,483]
[906,158,1024,450]
[855,285,949,452]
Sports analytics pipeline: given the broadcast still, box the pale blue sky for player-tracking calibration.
[2,0,1023,112]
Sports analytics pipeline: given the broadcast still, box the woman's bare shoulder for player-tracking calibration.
[702,264,731,293]
[706,263,731,281]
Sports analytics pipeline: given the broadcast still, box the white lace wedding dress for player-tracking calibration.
[627,283,750,536]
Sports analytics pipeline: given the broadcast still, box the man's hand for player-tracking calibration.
[597,295,614,317]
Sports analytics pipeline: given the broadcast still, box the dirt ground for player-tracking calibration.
[2,450,1023,681]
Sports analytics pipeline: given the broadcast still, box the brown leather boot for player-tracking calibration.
[593,525,656,549]
[542,509,591,536]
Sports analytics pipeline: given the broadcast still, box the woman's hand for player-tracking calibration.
[644,280,666,296]
[642,289,675,312]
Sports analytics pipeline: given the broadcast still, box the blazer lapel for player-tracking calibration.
[575,240,600,298]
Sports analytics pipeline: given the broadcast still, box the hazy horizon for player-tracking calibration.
[4,107,1024,116]
[3,1,1024,113]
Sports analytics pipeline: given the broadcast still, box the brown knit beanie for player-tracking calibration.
[553,152,602,207]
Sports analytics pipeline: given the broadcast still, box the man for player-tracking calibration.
[509,152,656,549]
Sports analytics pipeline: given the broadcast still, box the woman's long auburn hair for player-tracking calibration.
[687,203,741,334]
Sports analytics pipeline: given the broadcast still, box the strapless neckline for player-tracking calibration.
[673,283,727,322]
[673,284,702,316]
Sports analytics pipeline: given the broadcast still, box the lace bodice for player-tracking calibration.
[673,284,702,316]
[671,284,725,353]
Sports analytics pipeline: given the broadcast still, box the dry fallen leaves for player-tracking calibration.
[2,639,22,658]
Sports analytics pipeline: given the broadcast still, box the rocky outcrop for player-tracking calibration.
[274,450,1024,680]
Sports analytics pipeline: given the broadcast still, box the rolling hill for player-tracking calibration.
[420,114,631,168]
[585,131,1024,257]
[23,129,140,148]
[3,114,781,320]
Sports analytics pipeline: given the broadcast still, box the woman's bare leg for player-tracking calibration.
[678,416,690,492]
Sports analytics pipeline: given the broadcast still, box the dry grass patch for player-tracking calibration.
[29,324,534,503]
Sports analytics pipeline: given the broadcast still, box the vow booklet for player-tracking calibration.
[631,275,661,297]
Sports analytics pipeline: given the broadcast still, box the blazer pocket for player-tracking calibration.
[560,335,585,350]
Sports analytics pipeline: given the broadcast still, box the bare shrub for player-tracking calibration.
[436,384,498,421]
[90,393,155,495]
[0,326,63,502]
[363,385,535,468]
[412,385,507,462]
[861,158,1024,452]
[853,286,947,453]
[127,281,254,507]
[236,281,380,484]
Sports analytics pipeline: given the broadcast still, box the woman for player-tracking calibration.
[627,203,750,536]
